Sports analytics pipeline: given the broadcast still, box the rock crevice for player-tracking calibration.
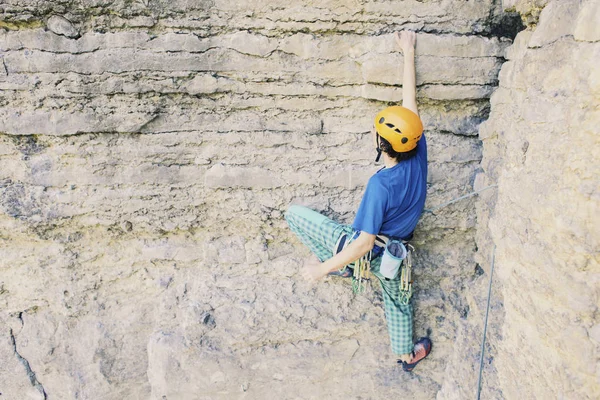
[9,314,48,400]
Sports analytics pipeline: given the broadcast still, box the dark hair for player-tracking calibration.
[379,135,418,162]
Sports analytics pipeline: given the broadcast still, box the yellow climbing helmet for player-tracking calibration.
[374,106,423,153]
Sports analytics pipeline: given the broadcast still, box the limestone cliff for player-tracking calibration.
[472,0,598,398]
[0,0,597,399]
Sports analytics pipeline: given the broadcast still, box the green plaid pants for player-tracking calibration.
[285,205,414,355]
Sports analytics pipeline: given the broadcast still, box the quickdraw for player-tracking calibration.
[349,243,415,298]
[352,251,372,294]
[398,243,415,305]
[337,233,414,298]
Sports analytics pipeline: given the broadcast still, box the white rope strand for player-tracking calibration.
[424,185,498,214]
[477,245,496,400]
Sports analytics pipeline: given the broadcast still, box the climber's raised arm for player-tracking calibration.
[395,31,418,117]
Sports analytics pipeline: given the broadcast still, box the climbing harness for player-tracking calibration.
[350,241,415,300]
[332,231,373,294]
[332,232,398,294]
[337,185,498,300]
[332,231,415,298]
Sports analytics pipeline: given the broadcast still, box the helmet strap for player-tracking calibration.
[375,134,382,162]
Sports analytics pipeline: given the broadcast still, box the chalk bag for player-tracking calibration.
[380,239,407,279]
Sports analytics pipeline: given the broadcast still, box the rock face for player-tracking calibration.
[46,15,80,38]
[1,0,596,399]
[438,0,600,399]
[480,0,599,398]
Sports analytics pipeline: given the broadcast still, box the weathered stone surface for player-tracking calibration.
[528,0,579,48]
[3,0,595,399]
[0,313,46,400]
[46,15,79,38]
[0,26,507,140]
[574,0,600,42]
[438,1,600,399]
[503,0,551,26]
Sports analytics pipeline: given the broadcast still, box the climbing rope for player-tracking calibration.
[420,183,499,397]
[354,182,500,388]
[477,245,496,400]
[422,183,499,398]
[424,184,498,214]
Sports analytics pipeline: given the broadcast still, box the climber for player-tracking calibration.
[285,31,432,371]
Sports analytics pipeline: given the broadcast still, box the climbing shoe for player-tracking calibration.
[399,337,432,372]
[327,265,354,278]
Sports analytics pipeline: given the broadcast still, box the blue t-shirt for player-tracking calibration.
[352,134,428,239]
